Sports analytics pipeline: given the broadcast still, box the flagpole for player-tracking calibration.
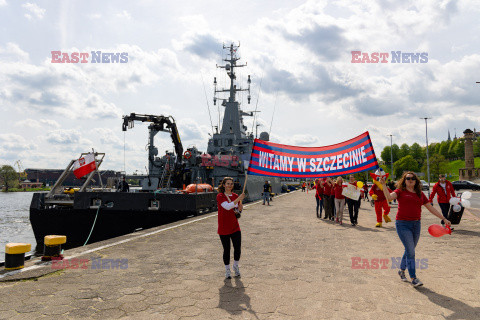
[242,173,248,194]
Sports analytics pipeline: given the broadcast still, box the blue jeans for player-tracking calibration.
[316,197,323,217]
[395,220,421,279]
[263,192,270,205]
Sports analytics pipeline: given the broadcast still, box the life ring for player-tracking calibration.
[184,150,192,159]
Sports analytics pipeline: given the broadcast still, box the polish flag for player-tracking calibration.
[73,153,96,179]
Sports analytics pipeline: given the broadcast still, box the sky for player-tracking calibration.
[1,0,480,173]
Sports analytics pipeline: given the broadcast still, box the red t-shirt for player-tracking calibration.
[323,183,332,196]
[334,184,345,199]
[314,184,323,199]
[217,193,241,235]
[394,189,429,221]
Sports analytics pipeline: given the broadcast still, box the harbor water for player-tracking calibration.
[0,192,37,261]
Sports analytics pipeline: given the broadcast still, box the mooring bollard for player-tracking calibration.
[5,243,31,270]
[42,235,67,261]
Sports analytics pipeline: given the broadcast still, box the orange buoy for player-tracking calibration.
[184,184,213,193]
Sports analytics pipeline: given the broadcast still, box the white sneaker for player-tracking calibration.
[233,264,241,277]
[225,268,231,279]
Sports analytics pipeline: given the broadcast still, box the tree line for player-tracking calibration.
[379,137,479,180]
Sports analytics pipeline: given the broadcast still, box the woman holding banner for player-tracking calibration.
[312,179,324,218]
[322,177,334,220]
[217,177,245,279]
[333,177,346,224]
[346,175,361,226]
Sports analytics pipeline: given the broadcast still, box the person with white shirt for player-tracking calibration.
[217,177,245,279]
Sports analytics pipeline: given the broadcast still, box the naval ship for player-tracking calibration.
[30,43,282,250]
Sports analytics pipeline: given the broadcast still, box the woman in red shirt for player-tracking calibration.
[333,177,346,224]
[311,179,324,218]
[217,177,245,279]
[381,171,450,287]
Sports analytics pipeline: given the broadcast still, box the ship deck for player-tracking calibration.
[1,191,480,319]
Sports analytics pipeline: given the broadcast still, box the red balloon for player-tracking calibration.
[428,224,451,237]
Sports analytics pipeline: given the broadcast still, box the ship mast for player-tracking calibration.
[213,43,251,138]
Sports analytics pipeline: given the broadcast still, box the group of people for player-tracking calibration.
[215,172,454,288]
[311,175,363,226]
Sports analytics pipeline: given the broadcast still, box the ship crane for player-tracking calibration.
[122,113,184,164]
[14,160,27,181]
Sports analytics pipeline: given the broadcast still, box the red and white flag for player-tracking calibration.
[73,153,96,179]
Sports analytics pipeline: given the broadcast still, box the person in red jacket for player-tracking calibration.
[322,177,334,220]
[311,179,324,218]
[369,176,392,227]
[428,174,456,226]
[333,177,346,224]
[217,177,245,279]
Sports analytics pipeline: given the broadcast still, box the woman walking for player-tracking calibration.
[346,175,361,226]
[333,177,346,224]
[312,179,324,218]
[380,171,451,287]
[217,177,245,279]
[323,177,334,220]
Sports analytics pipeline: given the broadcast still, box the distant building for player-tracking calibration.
[25,168,119,187]
[20,180,43,189]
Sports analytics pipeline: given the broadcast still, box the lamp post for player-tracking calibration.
[421,117,432,197]
[388,134,394,179]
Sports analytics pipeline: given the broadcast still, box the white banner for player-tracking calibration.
[342,184,361,200]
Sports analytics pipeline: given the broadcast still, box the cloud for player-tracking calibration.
[116,10,131,20]
[92,128,135,151]
[0,0,6,7]
[0,133,36,151]
[88,13,101,19]
[284,24,349,62]
[183,34,223,59]
[46,129,81,145]
[22,2,46,20]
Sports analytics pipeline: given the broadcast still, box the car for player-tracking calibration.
[452,180,480,191]
[420,180,429,191]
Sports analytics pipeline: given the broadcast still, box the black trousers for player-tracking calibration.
[346,198,360,224]
[219,231,241,265]
[439,203,450,224]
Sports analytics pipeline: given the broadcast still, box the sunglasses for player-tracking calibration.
[405,177,416,181]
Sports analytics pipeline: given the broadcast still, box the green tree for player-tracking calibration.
[410,143,423,161]
[398,143,411,158]
[454,140,465,159]
[0,165,18,192]
[381,144,400,170]
[422,154,448,181]
[380,146,391,164]
[433,143,441,155]
[473,139,480,157]
[438,141,450,158]
[393,155,419,178]
[447,139,458,159]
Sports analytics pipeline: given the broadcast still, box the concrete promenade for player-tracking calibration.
[1,190,479,319]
